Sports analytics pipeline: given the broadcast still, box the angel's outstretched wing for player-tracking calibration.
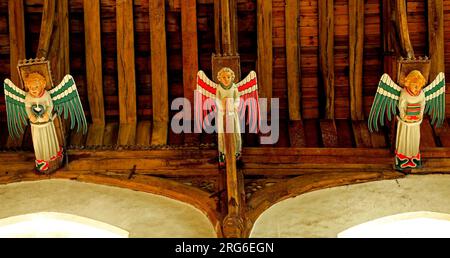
[49,75,87,134]
[368,73,402,132]
[3,79,28,138]
[424,72,446,127]
[237,71,259,133]
[194,70,218,132]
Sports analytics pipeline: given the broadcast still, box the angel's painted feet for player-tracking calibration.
[34,146,64,174]
[395,152,421,171]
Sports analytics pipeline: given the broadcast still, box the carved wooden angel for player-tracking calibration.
[4,58,87,174]
[368,70,445,170]
[195,67,260,166]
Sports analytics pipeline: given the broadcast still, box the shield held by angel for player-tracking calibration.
[4,58,87,174]
[368,68,445,170]
[195,68,260,167]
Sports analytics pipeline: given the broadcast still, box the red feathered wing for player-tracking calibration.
[195,71,217,132]
[237,71,260,133]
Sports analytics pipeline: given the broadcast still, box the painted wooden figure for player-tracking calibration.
[3,58,87,174]
[195,67,260,167]
[368,67,445,170]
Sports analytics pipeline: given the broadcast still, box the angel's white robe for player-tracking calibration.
[25,91,61,170]
[396,89,425,168]
[216,83,242,156]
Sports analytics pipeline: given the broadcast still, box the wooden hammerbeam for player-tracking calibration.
[211,0,248,238]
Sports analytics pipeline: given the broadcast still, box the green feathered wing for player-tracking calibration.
[424,72,446,127]
[368,73,402,132]
[49,75,88,134]
[3,79,28,139]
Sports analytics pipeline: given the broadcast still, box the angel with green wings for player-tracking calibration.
[368,70,445,170]
[4,58,87,174]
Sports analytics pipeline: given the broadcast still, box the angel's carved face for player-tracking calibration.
[405,70,426,96]
[217,68,235,87]
[25,73,46,98]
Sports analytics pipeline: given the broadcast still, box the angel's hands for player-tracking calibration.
[42,113,50,122]
[29,115,37,123]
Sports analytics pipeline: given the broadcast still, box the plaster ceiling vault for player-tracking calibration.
[250,175,450,238]
[2,175,450,238]
[0,180,216,238]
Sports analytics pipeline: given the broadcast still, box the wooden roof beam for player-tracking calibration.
[427,0,447,117]
[116,0,137,145]
[285,0,302,121]
[349,0,364,121]
[150,0,169,145]
[256,0,273,103]
[6,0,26,148]
[392,0,414,58]
[318,0,335,119]
[181,0,200,144]
[84,0,106,146]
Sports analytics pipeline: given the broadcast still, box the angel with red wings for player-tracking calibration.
[195,67,260,166]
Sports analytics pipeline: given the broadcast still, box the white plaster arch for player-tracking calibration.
[250,175,450,238]
[338,211,450,238]
[0,212,129,238]
[0,179,216,238]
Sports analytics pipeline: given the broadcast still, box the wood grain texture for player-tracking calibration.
[225,134,237,204]
[136,120,152,146]
[116,0,137,125]
[117,123,137,146]
[69,129,88,147]
[8,0,25,86]
[319,119,338,147]
[335,119,354,148]
[288,120,306,147]
[181,0,199,107]
[44,0,70,145]
[434,119,450,147]
[151,120,168,146]
[230,0,238,55]
[393,0,414,58]
[103,122,119,146]
[303,119,321,147]
[370,131,387,148]
[352,120,372,148]
[6,0,26,148]
[256,0,272,101]
[150,0,169,145]
[54,0,69,82]
[84,0,105,126]
[318,0,334,119]
[285,0,301,121]
[37,0,55,58]
[86,123,105,146]
[427,0,445,116]
[220,0,232,55]
[214,0,221,54]
[421,119,437,148]
[349,0,364,121]
[382,0,395,76]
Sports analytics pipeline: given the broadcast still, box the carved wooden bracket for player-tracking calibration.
[390,0,415,59]
[212,0,248,238]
